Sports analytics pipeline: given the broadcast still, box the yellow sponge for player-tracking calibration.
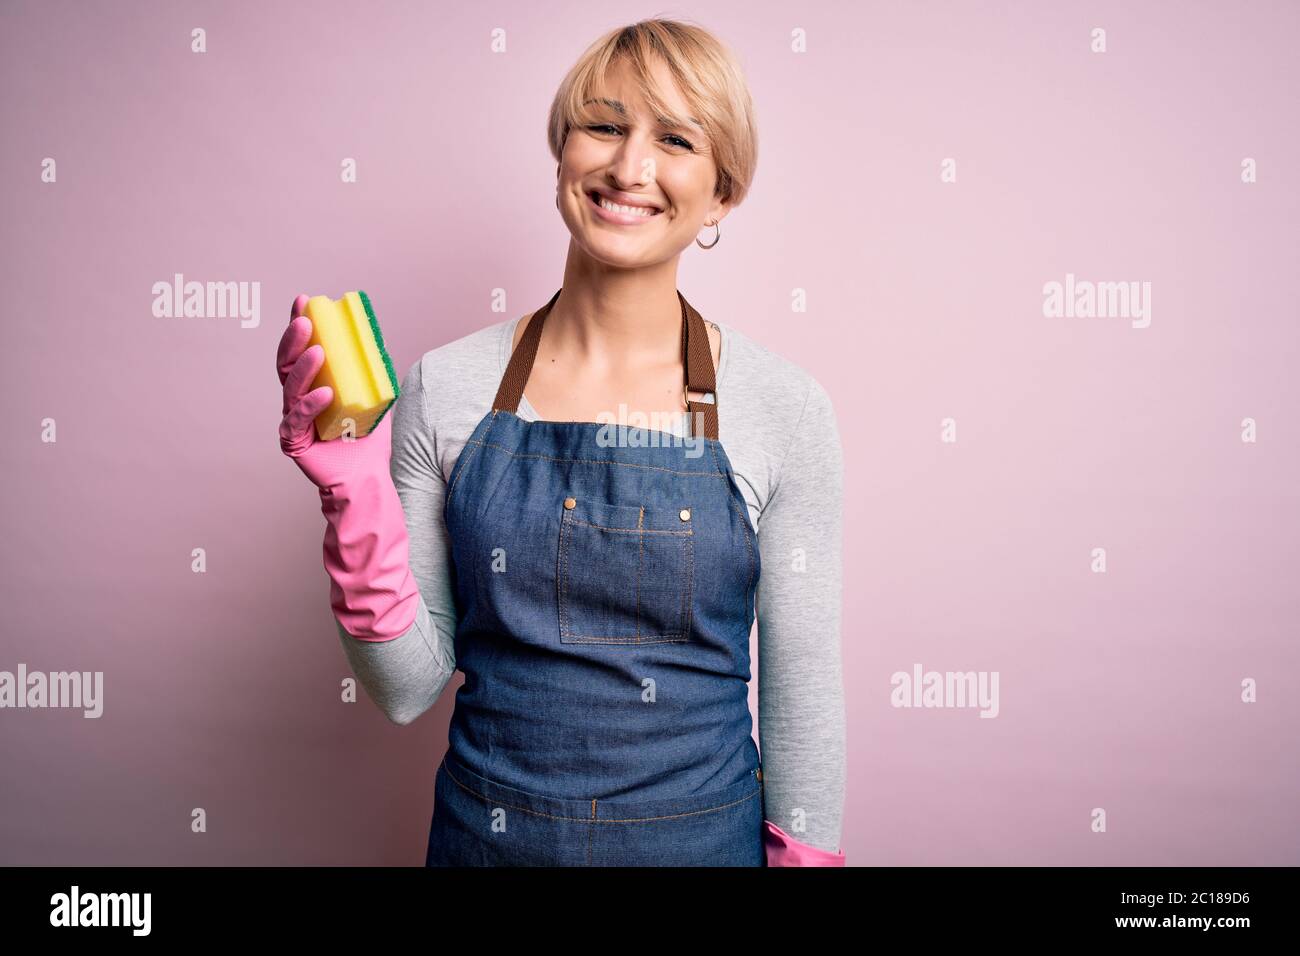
[303,290,399,441]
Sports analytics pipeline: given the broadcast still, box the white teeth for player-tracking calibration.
[595,194,659,216]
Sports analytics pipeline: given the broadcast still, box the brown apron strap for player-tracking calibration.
[492,288,719,440]
[679,291,719,440]
[492,287,560,417]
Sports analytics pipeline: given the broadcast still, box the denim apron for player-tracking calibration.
[426,288,765,866]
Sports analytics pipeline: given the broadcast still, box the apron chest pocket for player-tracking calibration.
[557,496,694,644]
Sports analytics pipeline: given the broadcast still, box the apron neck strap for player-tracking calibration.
[492,288,719,440]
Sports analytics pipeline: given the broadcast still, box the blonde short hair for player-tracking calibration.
[547,18,758,207]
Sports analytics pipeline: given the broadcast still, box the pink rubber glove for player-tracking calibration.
[764,820,846,866]
[277,293,420,642]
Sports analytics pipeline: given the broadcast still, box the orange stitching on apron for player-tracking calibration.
[636,507,644,640]
[709,440,757,599]
[557,507,570,639]
[565,519,691,535]
[682,527,695,641]
[442,758,762,822]
[561,634,688,645]
[458,438,729,478]
[445,411,500,505]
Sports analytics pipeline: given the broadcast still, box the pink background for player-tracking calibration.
[2,0,1297,864]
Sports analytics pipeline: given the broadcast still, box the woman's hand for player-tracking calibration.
[277,293,393,491]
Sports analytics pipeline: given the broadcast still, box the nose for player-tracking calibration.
[607,129,657,188]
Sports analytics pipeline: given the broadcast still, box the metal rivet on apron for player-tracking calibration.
[679,508,691,521]
[564,497,577,509]
[756,769,763,781]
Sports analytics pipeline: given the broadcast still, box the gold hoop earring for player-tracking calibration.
[696,220,720,249]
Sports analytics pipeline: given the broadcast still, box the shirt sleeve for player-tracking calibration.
[755,375,847,855]
[334,355,458,724]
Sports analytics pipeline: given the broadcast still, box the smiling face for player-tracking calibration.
[556,55,731,268]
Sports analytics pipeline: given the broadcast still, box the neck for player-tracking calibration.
[547,242,684,368]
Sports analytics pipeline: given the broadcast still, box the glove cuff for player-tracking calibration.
[318,470,420,642]
[763,820,846,867]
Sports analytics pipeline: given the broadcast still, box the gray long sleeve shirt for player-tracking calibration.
[335,313,846,854]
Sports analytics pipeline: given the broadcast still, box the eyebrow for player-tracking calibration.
[583,97,703,132]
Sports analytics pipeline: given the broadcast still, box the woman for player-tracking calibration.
[277,18,845,866]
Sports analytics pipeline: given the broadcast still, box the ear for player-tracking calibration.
[708,195,734,226]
